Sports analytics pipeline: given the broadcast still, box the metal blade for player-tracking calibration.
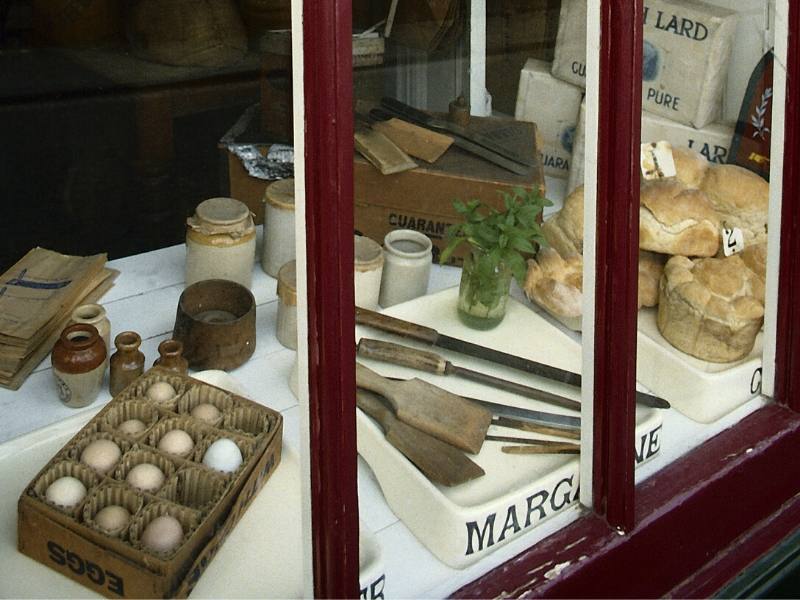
[451,364,581,412]
[491,416,581,440]
[467,397,580,430]
[436,333,670,409]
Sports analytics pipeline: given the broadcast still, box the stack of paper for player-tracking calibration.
[0,248,118,390]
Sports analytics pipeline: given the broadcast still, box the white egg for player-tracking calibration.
[202,439,243,473]
[118,419,146,435]
[190,403,221,423]
[80,439,122,475]
[126,463,165,492]
[95,505,130,536]
[141,515,184,553]
[45,476,87,508]
[157,429,194,457]
[146,382,176,403]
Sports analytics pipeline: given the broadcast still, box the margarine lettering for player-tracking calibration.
[464,424,662,556]
[360,574,386,599]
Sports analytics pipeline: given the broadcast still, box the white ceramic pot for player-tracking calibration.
[378,230,432,308]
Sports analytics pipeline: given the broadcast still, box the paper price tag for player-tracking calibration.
[641,141,677,180]
[722,224,745,256]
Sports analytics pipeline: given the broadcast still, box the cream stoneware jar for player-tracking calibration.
[261,178,296,277]
[185,197,256,289]
[276,261,298,350]
[354,235,384,311]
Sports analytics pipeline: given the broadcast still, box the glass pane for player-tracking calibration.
[352,1,602,595]
[0,1,305,596]
[633,0,779,482]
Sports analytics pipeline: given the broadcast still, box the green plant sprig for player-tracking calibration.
[440,186,551,286]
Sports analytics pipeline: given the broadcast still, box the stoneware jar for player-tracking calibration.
[109,331,145,396]
[276,260,297,350]
[261,178,296,277]
[354,234,384,310]
[51,323,107,408]
[378,229,433,308]
[69,303,110,366]
[185,197,256,289]
[153,339,189,374]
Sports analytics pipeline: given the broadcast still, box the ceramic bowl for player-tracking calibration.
[172,279,256,370]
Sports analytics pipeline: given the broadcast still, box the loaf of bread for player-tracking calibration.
[739,243,768,304]
[671,147,709,189]
[639,179,720,257]
[657,255,765,363]
[700,164,769,247]
[523,247,583,331]
[524,248,665,330]
[638,250,665,308]
[542,185,584,257]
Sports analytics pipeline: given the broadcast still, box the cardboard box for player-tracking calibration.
[354,117,545,265]
[17,368,283,598]
[222,106,546,264]
[515,58,583,179]
[568,100,735,194]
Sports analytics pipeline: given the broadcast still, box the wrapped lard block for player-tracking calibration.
[567,101,734,195]
[552,0,738,128]
[515,59,584,180]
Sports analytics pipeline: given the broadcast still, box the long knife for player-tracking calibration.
[355,307,670,410]
[359,337,581,412]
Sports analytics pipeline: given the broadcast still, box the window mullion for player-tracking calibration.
[592,0,644,530]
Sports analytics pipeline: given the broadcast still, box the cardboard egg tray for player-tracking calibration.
[17,367,283,598]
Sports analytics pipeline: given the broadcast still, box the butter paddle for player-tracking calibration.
[356,362,492,454]
[357,389,485,486]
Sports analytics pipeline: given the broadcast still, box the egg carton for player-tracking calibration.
[17,367,283,599]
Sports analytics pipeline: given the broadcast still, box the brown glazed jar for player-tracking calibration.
[153,339,189,374]
[51,323,107,408]
[109,331,145,396]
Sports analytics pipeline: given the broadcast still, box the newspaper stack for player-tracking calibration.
[0,248,118,390]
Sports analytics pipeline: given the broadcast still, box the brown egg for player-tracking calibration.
[80,439,122,475]
[157,429,194,457]
[190,403,221,423]
[141,515,184,553]
[126,463,165,492]
[95,505,130,536]
[146,382,176,403]
[118,419,146,435]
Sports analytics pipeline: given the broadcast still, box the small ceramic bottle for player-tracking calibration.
[109,331,145,395]
[185,197,256,289]
[153,339,189,374]
[70,303,110,368]
[354,235,384,310]
[51,324,107,408]
[276,261,297,350]
[261,178,296,277]
[378,230,433,308]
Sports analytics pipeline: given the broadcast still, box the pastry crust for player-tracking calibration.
[542,186,584,257]
[700,164,769,246]
[672,147,709,189]
[524,247,583,330]
[657,255,765,362]
[639,179,720,256]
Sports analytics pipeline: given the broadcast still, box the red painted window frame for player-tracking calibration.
[302,0,800,597]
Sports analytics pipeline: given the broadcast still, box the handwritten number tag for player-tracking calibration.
[641,141,677,180]
[722,224,745,256]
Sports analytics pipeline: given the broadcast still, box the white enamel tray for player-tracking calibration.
[636,308,763,424]
[356,288,662,569]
